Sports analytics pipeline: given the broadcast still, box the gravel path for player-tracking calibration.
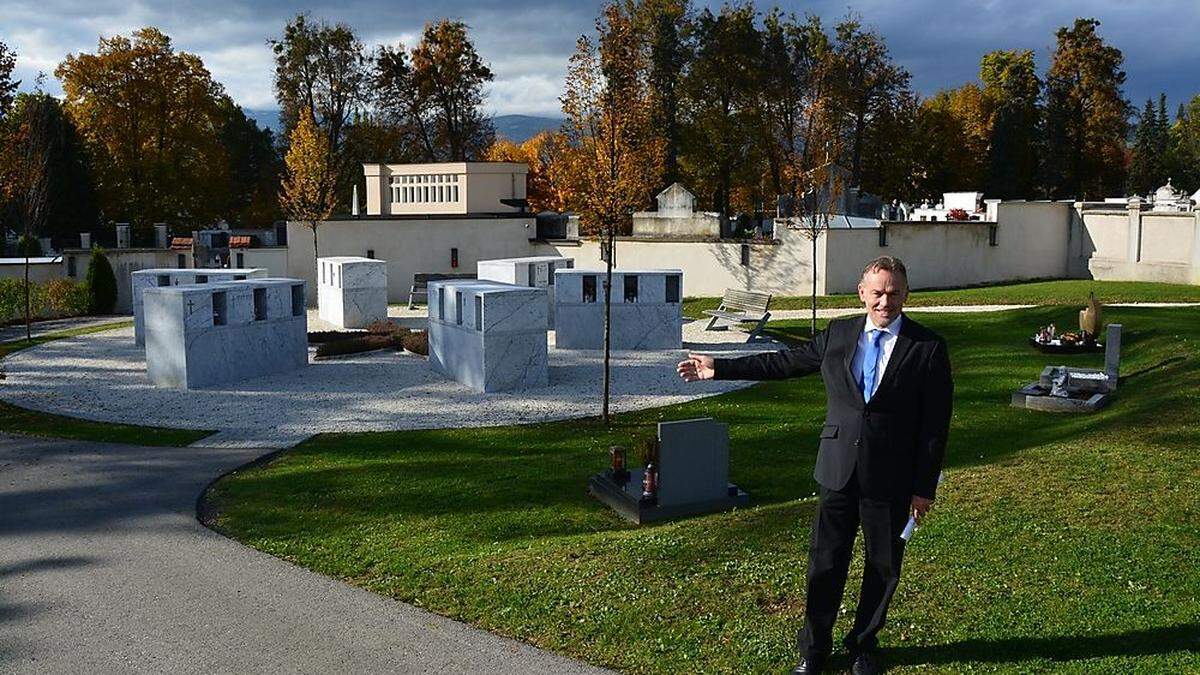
[0,434,613,674]
[0,321,778,443]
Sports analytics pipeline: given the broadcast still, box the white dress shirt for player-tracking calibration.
[851,313,904,395]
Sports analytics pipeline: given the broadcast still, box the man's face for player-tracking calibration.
[858,268,908,328]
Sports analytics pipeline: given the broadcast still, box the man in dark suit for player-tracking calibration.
[677,256,952,675]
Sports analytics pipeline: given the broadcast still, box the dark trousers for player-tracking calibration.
[796,473,911,658]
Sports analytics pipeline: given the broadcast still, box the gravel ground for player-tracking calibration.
[0,321,779,439]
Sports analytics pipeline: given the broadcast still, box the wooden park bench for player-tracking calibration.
[407,273,477,309]
[703,289,773,342]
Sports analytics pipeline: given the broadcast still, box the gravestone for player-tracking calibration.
[317,256,388,329]
[554,269,683,350]
[476,256,574,328]
[427,278,548,392]
[131,268,268,346]
[1012,323,1123,413]
[588,418,750,524]
[143,278,308,389]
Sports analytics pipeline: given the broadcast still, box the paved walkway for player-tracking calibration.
[0,434,612,674]
[0,315,127,344]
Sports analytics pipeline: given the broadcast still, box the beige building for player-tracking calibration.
[362,162,528,216]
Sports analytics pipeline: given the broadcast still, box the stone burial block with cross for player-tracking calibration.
[426,278,549,393]
[589,418,750,524]
[131,268,267,346]
[143,278,308,389]
[476,256,574,328]
[553,269,684,350]
[317,256,388,329]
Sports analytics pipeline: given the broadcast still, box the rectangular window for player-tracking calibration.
[583,275,597,303]
[623,275,638,303]
[878,225,888,247]
[291,284,305,316]
[989,224,998,246]
[475,294,482,332]
[367,249,375,259]
[424,186,430,202]
[450,248,458,269]
[177,253,186,268]
[253,288,267,321]
[212,291,228,326]
[452,185,459,201]
[236,252,244,268]
[740,244,750,267]
[456,291,464,326]
[666,275,680,303]
[67,256,77,277]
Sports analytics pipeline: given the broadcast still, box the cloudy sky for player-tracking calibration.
[2,0,1198,118]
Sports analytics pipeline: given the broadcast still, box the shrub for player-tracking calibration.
[314,334,402,359]
[308,330,365,344]
[16,235,43,257]
[84,247,117,315]
[401,330,428,356]
[46,278,91,317]
[0,278,51,323]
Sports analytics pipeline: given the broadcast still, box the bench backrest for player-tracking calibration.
[721,289,772,314]
[412,273,477,289]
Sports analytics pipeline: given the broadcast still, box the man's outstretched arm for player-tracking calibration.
[678,328,830,382]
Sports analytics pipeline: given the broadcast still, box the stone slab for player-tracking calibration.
[132,268,267,345]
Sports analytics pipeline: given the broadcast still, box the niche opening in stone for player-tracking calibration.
[583,275,597,303]
[456,291,464,325]
[253,288,267,321]
[212,291,228,326]
[624,275,639,303]
[157,274,170,287]
[291,285,304,316]
[196,275,209,284]
[438,288,446,321]
[475,294,483,331]
[666,275,681,303]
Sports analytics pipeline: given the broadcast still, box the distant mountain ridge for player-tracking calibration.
[244,110,562,145]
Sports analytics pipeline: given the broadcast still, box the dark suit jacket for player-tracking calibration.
[714,314,953,500]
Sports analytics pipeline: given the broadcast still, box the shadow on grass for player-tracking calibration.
[882,622,1200,667]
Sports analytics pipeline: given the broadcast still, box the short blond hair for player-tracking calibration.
[861,255,909,287]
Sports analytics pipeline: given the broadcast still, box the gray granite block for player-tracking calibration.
[317,257,388,329]
[477,256,574,328]
[554,269,683,350]
[144,278,308,389]
[132,268,267,345]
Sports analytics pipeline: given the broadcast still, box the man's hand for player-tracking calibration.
[910,495,934,524]
[677,353,716,382]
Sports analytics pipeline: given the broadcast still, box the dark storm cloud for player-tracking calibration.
[1,0,1196,116]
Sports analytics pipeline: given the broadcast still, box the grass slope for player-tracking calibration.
[682,279,1200,317]
[211,306,1200,673]
[0,321,212,446]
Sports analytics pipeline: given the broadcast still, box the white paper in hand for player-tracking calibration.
[899,471,944,542]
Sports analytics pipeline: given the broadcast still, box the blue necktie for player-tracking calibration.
[861,329,885,403]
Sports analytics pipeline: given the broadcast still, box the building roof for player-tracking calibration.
[170,237,192,250]
[229,235,252,248]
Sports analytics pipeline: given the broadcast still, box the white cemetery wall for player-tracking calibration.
[131,268,267,345]
[316,256,388,329]
[427,279,548,392]
[554,269,683,350]
[143,278,308,389]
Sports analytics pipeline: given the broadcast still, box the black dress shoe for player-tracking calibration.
[791,656,823,674]
[850,649,883,675]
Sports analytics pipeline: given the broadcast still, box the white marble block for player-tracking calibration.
[554,269,683,350]
[131,268,267,346]
[317,256,388,329]
[143,278,308,389]
[427,279,548,393]
[477,256,574,328]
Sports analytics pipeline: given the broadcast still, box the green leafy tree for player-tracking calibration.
[0,41,17,120]
[1128,95,1171,196]
[980,49,1040,199]
[1041,18,1129,199]
[638,0,691,189]
[680,4,763,219]
[280,111,336,271]
[1168,95,1200,193]
[85,247,117,315]
[218,98,283,228]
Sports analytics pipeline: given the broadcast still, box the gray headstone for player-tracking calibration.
[1105,323,1122,383]
[656,418,730,507]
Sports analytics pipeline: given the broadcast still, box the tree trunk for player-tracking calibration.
[601,226,614,426]
[811,226,818,338]
[24,251,32,342]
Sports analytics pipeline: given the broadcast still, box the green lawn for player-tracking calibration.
[209,305,1200,673]
[682,279,1200,317]
[0,321,213,446]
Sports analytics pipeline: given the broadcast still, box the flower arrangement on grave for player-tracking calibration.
[947,208,970,221]
[608,445,629,483]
